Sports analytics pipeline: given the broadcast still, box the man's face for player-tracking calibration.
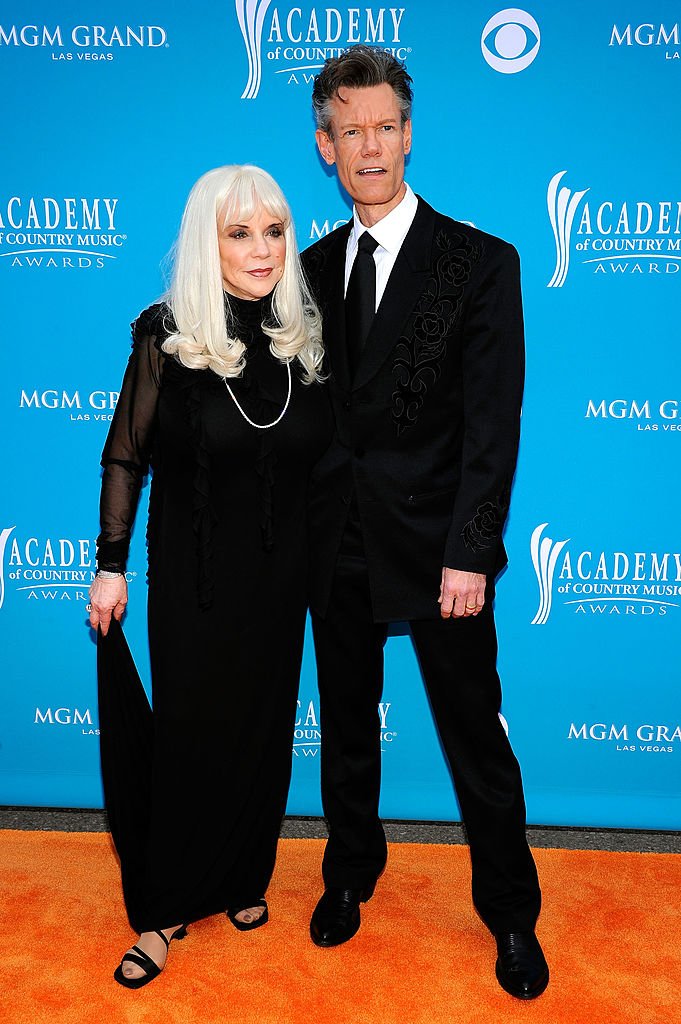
[316,83,412,220]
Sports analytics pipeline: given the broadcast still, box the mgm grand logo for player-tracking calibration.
[568,721,680,754]
[34,707,99,736]
[0,23,167,61]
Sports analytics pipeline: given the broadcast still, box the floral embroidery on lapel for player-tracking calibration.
[392,229,482,434]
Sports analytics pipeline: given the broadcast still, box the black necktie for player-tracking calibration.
[345,232,379,376]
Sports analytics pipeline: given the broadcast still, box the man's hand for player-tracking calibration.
[89,575,128,636]
[438,568,486,619]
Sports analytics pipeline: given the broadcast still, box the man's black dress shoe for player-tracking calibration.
[495,931,549,999]
[310,886,375,947]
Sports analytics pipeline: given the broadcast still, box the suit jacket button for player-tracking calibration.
[341,495,351,505]
[407,495,414,503]
[354,447,365,458]
[343,400,351,410]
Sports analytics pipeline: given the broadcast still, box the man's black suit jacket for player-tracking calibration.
[302,196,525,622]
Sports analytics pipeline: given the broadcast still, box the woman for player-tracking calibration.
[89,165,332,988]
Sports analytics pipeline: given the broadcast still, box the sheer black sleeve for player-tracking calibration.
[96,305,167,572]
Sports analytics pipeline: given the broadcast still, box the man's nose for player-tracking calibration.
[361,129,381,157]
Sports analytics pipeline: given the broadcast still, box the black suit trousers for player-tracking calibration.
[311,514,542,934]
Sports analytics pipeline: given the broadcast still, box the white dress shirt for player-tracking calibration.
[344,183,419,310]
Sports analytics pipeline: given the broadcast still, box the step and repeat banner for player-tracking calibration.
[1,2,679,828]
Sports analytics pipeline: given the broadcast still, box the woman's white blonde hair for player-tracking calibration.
[162,164,323,382]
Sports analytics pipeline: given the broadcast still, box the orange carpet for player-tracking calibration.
[1,831,679,1024]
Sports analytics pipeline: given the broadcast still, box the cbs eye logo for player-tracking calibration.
[481,8,541,74]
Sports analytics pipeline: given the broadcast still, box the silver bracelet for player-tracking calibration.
[96,570,123,580]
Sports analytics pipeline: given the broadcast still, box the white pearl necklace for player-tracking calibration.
[223,360,292,430]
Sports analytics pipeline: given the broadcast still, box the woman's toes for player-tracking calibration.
[235,906,263,924]
[121,951,143,979]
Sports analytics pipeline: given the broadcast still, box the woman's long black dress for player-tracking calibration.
[96,296,332,933]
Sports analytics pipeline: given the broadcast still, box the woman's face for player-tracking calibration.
[217,204,286,300]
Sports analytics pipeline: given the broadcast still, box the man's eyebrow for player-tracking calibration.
[338,118,399,129]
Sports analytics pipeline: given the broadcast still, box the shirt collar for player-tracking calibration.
[350,183,418,256]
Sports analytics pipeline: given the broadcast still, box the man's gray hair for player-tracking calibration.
[312,45,413,137]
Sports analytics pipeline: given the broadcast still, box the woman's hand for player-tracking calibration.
[89,575,128,635]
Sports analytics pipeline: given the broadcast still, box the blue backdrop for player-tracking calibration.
[1,2,679,828]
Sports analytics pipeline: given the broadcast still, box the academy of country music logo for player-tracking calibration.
[0,23,168,61]
[19,387,119,423]
[530,523,681,624]
[609,22,680,61]
[585,398,681,433]
[295,689,506,756]
[0,196,126,270]
[0,526,138,610]
[293,697,396,756]
[481,9,540,74]
[547,171,681,286]
[293,697,321,757]
[235,1,410,98]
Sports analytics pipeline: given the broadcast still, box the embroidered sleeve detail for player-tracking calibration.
[460,481,511,552]
[461,502,503,552]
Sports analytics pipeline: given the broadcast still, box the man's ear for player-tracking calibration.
[316,129,336,166]
[403,118,413,156]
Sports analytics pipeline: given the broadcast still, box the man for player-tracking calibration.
[301,46,548,1000]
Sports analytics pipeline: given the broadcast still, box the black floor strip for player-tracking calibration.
[1,806,679,853]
